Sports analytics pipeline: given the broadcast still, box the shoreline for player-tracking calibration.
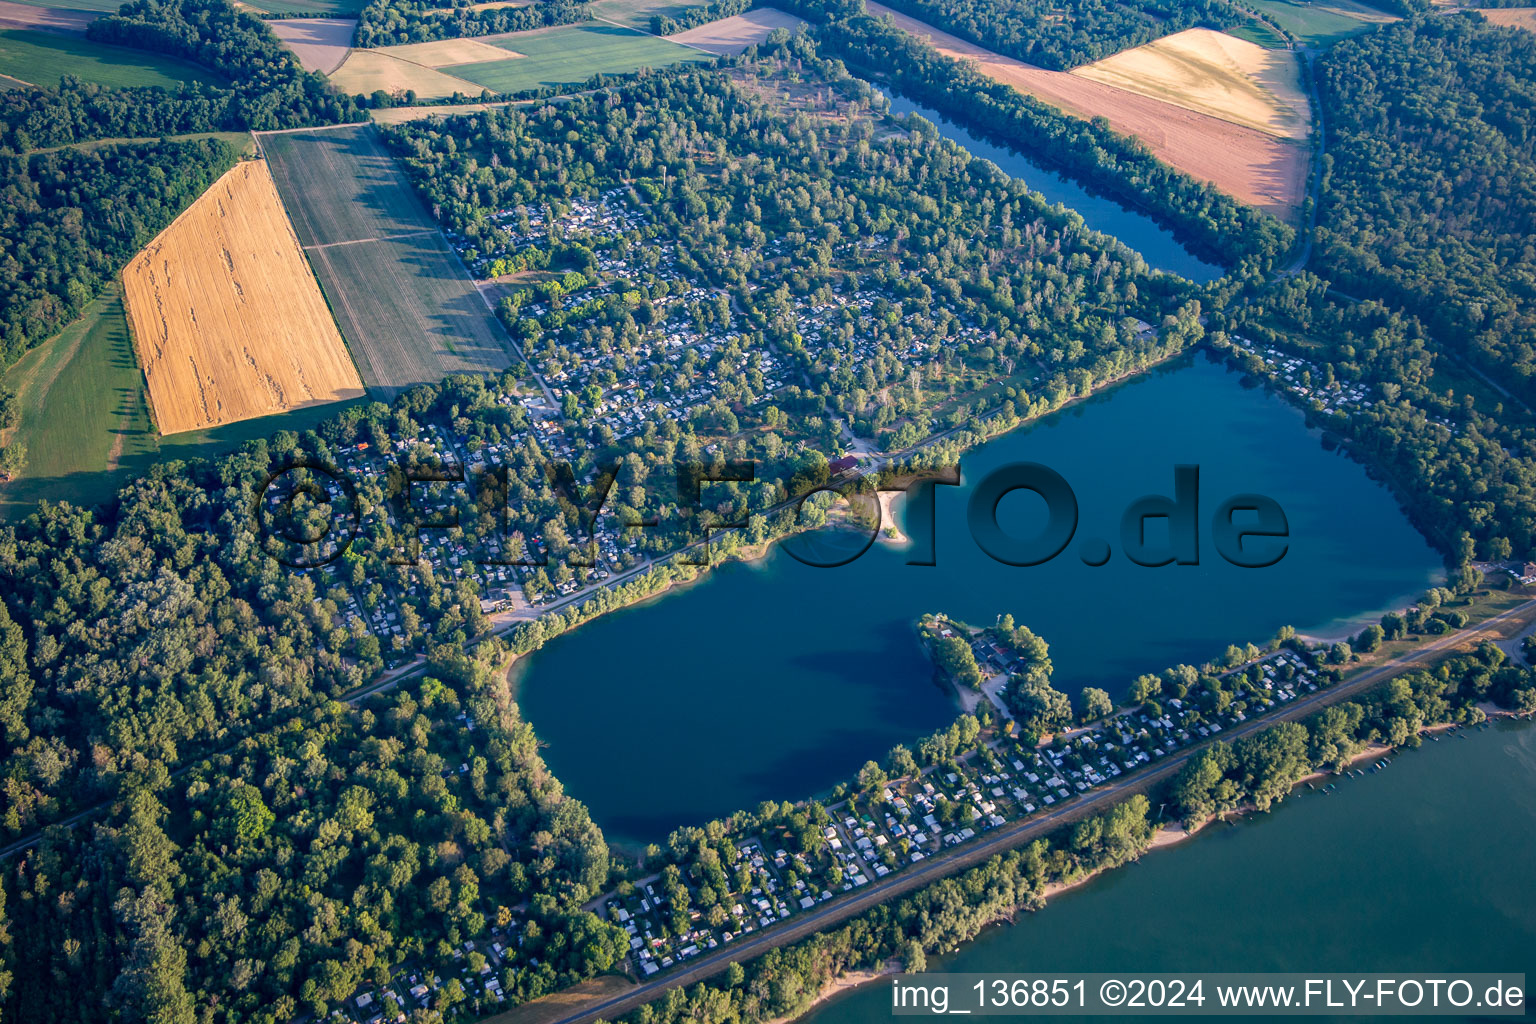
[769,723,1486,1023]
[498,344,1194,684]
[763,961,902,1024]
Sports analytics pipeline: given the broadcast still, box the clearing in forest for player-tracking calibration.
[447,22,712,94]
[1070,28,1310,140]
[1480,8,1536,33]
[328,47,481,99]
[121,159,364,434]
[269,17,355,74]
[1244,0,1394,46]
[376,35,520,66]
[865,0,1307,219]
[665,7,805,55]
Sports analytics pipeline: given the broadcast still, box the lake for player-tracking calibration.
[514,356,1441,841]
[879,90,1225,283]
[799,719,1536,1024]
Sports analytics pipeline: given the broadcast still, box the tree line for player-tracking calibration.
[355,0,588,47]
[0,0,363,152]
[1172,643,1529,823]
[0,139,236,363]
[868,0,1250,71]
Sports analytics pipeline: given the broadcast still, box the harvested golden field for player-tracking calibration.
[329,48,480,99]
[122,160,364,434]
[1481,7,1536,31]
[665,7,805,55]
[866,1,1307,219]
[1070,28,1309,140]
[377,36,522,66]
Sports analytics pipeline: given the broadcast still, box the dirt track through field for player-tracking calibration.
[122,160,364,434]
[865,1,1306,218]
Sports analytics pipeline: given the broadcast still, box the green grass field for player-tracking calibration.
[450,23,712,95]
[261,125,517,392]
[1229,19,1290,49]
[0,27,223,88]
[0,288,153,515]
[1245,0,1387,46]
[0,286,373,518]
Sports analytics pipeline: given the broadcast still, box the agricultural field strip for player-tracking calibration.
[588,13,722,53]
[258,125,522,390]
[120,159,364,434]
[1069,27,1309,141]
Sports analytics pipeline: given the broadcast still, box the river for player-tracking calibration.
[514,356,1440,841]
[878,90,1225,283]
[800,719,1536,1024]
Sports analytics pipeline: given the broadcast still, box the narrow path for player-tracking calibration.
[1282,47,1324,276]
[302,229,439,250]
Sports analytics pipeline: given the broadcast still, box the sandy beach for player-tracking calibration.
[762,961,901,1024]
[877,488,909,544]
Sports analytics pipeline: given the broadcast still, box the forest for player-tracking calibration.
[1214,272,1536,562]
[1316,15,1536,403]
[6,641,626,1023]
[0,139,236,362]
[355,0,589,46]
[0,0,362,151]
[651,0,751,34]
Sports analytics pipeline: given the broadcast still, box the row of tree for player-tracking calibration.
[0,139,236,364]
[869,0,1249,71]
[0,0,362,152]
[355,0,588,47]
[1172,642,1530,823]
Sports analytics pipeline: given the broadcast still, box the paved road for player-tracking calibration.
[534,596,1536,1024]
